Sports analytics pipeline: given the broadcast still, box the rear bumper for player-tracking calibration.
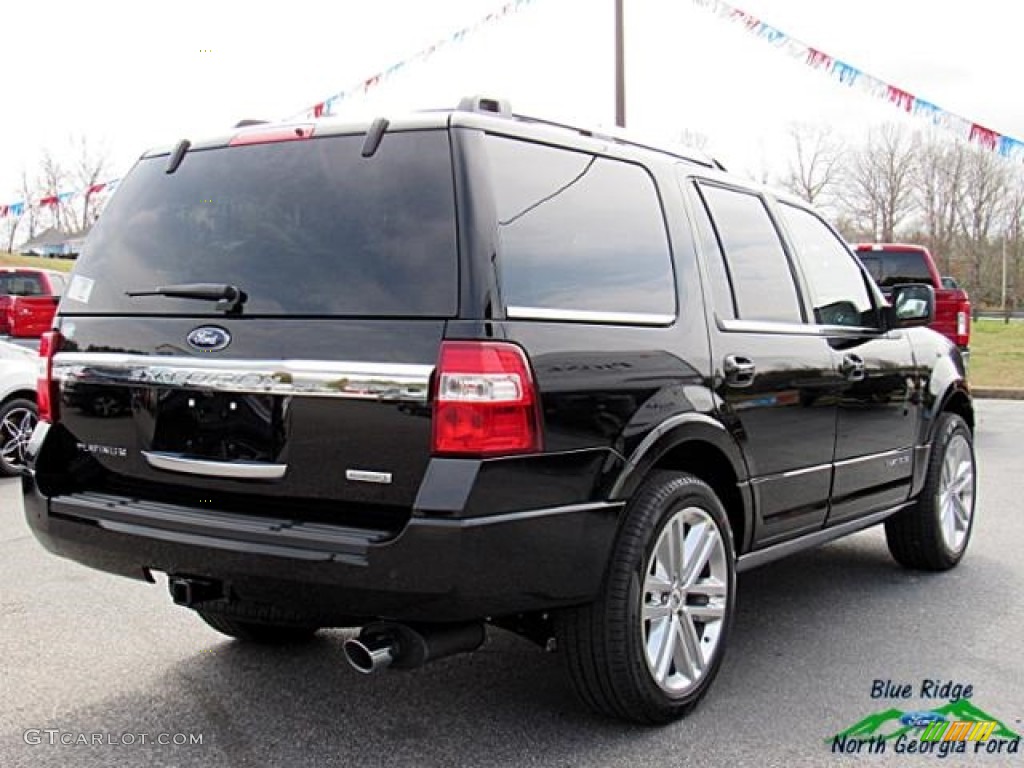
[22,471,622,623]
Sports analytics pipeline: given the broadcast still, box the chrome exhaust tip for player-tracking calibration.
[343,636,396,674]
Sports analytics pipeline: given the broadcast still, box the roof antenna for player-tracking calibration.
[361,118,390,158]
[165,139,191,174]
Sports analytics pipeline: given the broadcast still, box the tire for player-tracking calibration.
[885,412,976,571]
[196,602,321,645]
[556,471,737,723]
[0,398,38,478]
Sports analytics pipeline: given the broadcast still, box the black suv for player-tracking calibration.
[22,98,975,724]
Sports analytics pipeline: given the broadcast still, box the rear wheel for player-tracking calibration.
[0,398,38,478]
[196,602,321,645]
[885,412,976,571]
[557,471,736,723]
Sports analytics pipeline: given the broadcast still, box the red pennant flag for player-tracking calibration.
[806,48,833,70]
[886,86,914,112]
[969,123,999,150]
[313,102,325,118]
[0,205,8,218]
[38,195,59,207]
[86,183,106,197]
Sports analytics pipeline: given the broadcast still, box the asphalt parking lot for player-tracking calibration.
[1,400,1022,768]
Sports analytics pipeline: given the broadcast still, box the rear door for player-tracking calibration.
[53,129,458,515]
[688,180,840,547]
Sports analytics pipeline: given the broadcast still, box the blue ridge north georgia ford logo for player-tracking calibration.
[186,326,231,352]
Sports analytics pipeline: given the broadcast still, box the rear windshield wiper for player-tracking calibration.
[126,283,247,314]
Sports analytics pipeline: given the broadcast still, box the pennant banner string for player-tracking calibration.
[286,0,537,122]
[689,0,1024,164]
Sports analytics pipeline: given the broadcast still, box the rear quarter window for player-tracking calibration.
[484,135,676,322]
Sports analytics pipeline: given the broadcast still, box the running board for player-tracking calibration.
[736,503,910,573]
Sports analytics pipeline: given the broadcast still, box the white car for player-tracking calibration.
[0,340,37,476]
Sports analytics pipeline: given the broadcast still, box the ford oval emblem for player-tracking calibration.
[187,326,231,352]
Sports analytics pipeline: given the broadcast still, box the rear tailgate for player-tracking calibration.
[47,127,458,522]
[8,295,58,337]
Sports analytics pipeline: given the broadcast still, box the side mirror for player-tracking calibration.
[886,283,935,329]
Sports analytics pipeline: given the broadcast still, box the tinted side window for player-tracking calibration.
[485,136,675,319]
[685,181,736,319]
[778,204,876,327]
[697,185,802,323]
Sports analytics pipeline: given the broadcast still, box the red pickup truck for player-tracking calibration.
[853,243,971,354]
[0,268,66,338]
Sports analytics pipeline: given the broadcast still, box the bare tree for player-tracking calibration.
[913,133,966,273]
[70,135,110,230]
[957,144,1011,303]
[38,151,70,232]
[838,123,918,241]
[781,122,843,206]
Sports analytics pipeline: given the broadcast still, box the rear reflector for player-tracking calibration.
[37,330,62,423]
[229,124,315,146]
[432,341,541,456]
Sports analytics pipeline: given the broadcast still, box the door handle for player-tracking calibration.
[840,353,866,382]
[723,355,756,388]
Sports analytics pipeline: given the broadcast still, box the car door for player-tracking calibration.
[775,203,919,524]
[687,179,840,547]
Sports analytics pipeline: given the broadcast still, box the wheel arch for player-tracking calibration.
[1,389,37,408]
[608,414,753,555]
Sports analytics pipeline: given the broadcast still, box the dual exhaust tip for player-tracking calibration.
[343,621,485,674]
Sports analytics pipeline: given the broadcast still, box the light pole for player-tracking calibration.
[615,0,625,127]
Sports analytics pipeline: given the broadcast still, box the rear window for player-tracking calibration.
[856,249,930,288]
[67,131,458,317]
[0,273,46,296]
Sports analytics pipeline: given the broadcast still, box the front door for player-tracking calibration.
[772,203,919,524]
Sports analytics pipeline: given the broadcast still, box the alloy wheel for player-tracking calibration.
[938,433,974,554]
[641,506,728,695]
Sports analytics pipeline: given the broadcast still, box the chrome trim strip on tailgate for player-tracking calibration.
[52,353,433,402]
[142,451,287,480]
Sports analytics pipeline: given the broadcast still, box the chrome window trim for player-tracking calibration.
[716,316,882,337]
[506,306,675,326]
[52,353,433,402]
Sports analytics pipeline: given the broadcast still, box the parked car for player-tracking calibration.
[21,98,975,724]
[0,267,65,338]
[853,244,971,357]
[0,339,38,477]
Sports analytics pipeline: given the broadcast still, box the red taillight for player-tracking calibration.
[37,330,62,423]
[228,124,315,146]
[955,304,971,348]
[431,341,542,456]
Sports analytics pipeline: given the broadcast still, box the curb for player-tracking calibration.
[971,388,1024,400]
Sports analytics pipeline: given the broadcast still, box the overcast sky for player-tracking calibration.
[2,0,1021,202]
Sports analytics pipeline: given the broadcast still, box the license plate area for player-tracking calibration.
[151,390,287,463]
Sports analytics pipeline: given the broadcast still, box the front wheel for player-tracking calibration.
[557,471,737,723]
[885,412,976,571]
